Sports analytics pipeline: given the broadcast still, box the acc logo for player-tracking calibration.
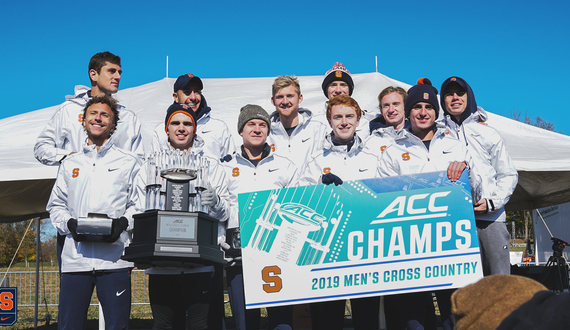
[232,167,240,177]
[0,287,17,326]
[423,93,429,100]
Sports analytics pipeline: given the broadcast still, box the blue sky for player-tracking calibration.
[1,1,569,133]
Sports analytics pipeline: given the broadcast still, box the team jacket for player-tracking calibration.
[47,136,142,273]
[299,133,380,185]
[34,85,144,165]
[267,108,328,169]
[444,108,517,222]
[379,125,469,177]
[141,135,231,274]
[151,97,236,159]
[363,126,399,158]
[222,144,299,229]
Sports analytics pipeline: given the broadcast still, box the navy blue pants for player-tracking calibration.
[226,265,261,330]
[310,296,379,330]
[58,270,131,330]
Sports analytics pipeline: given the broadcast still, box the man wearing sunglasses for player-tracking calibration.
[440,77,518,277]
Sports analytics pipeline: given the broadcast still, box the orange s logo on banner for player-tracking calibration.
[262,266,283,293]
[323,167,331,174]
[0,288,17,326]
[232,168,240,177]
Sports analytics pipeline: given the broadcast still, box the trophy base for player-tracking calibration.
[122,210,224,267]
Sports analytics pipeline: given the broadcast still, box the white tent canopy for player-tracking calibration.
[1,72,569,222]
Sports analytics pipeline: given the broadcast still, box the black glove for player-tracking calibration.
[322,173,343,186]
[104,217,129,243]
[67,218,87,242]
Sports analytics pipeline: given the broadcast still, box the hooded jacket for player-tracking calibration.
[363,125,399,157]
[152,95,236,159]
[267,108,328,169]
[299,133,380,185]
[47,135,142,273]
[440,77,518,222]
[222,144,299,229]
[35,85,144,165]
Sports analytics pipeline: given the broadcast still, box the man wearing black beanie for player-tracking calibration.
[379,78,475,330]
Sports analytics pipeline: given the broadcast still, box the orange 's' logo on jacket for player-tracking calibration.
[402,153,410,161]
[72,168,80,178]
[232,168,240,177]
[323,167,331,174]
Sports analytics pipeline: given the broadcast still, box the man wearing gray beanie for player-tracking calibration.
[222,104,299,330]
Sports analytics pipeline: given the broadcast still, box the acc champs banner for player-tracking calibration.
[239,171,483,309]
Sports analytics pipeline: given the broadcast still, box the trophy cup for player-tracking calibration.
[122,150,224,268]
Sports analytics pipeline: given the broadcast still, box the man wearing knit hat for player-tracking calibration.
[145,102,231,330]
[222,104,299,330]
[313,62,371,137]
[267,75,328,169]
[151,73,235,159]
[440,76,518,277]
[379,79,475,330]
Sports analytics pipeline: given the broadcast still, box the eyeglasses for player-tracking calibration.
[444,91,466,98]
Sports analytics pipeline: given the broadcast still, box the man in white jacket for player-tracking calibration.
[300,94,381,330]
[267,75,328,169]
[222,104,299,330]
[440,76,518,276]
[364,86,409,157]
[151,73,236,159]
[379,80,470,330]
[35,51,143,163]
[144,103,231,330]
[35,51,144,274]
[47,95,142,330]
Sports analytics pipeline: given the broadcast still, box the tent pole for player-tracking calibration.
[375,56,378,73]
[34,217,40,328]
[166,56,169,78]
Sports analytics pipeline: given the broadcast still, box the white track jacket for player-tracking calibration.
[267,108,328,169]
[444,107,518,222]
[35,85,144,165]
[47,137,142,273]
[299,134,380,185]
[223,146,299,229]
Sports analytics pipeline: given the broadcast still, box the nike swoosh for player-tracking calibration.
[359,168,368,172]
[108,168,119,171]
[442,151,452,154]
[1,317,10,321]
[302,138,311,142]
[116,289,126,296]
[268,168,279,172]
[202,130,212,133]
